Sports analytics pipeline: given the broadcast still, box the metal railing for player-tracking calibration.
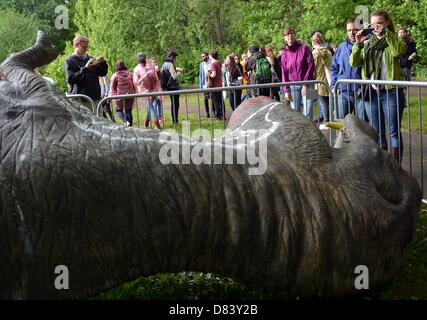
[65,79,426,198]
[65,94,96,113]
[95,80,334,140]
[334,79,426,197]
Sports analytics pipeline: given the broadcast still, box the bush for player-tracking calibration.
[0,7,39,63]
[44,42,74,93]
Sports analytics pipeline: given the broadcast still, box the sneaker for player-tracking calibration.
[154,123,161,130]
[158,116,164,124]
[124,121,130,127]
[144,119,150,128]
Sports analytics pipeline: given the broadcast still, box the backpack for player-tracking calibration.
[136,65,157,92]
[161,62,179,90]
[254,56,272,84]
[142,71,157,92]
[160,68,170,90]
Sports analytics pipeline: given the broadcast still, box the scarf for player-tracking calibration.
[364,36,388,80]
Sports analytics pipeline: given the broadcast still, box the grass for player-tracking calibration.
[378,204,427,300]
[96,205,427,300]
[107,91,427,136]
[401,96,427,135]
[106,92,318,137]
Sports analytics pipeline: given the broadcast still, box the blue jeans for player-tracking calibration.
[337,91,365,120]
[317,95,330,122]
[154,99,163,118]
[290,85,314,119]
[116,109,133,126]
[364,88,405,149]
[145,98,159,121]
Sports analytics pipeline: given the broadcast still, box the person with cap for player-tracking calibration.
[245,45,272,97]
[133,52,161,129]
[64,35,108,112]
[161,50,183,125]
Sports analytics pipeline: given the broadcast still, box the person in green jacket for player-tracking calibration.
[349,9,406,163]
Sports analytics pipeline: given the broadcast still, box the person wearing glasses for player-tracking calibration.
[64,35,108,112]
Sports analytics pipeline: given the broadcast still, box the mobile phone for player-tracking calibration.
[361,26,373,36]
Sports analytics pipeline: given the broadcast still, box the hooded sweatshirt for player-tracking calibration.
[312,45,332,96]
[110,70,135,96]
[109,70,135,109]
[281,41,315,92]
[133,63,159,93]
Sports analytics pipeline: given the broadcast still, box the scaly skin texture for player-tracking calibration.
[0,32,421,299]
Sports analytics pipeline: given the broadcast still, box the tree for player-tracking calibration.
[34,0,427,85]
[0,0,78,52]
[0,7,39,62]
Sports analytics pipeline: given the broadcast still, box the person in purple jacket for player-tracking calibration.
[281,27,315,119]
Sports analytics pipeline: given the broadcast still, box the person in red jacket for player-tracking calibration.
[109,60,136,126]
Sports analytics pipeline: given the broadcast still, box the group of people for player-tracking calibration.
[334,10,416,162]
[199,45,284,120]
[201,9,415,162]
[64,8,416,162]
[64,36,184,128]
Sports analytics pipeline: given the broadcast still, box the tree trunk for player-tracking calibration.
[212,0,224,45]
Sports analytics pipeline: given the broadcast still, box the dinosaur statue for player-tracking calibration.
[0,31,421,299]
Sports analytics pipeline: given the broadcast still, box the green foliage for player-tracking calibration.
[380,205,427,299]
[298,0,427,78]
[0,0,78,52]
[71,0,247,83]
[240,0,304,48]
[67,0,427,87]
[44,42,74,92]
[97,271,289,300]
[4,0,427,84]
[298,0,370,45]
[0,7,39,62]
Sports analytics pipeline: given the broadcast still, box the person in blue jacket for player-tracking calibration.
[330,17,364,120]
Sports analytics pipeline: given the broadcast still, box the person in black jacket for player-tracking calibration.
[64,35,108,113]
[161,50,183,124]
[398,27,417,81]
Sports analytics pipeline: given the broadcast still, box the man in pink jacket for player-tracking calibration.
[281,27,316,119]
